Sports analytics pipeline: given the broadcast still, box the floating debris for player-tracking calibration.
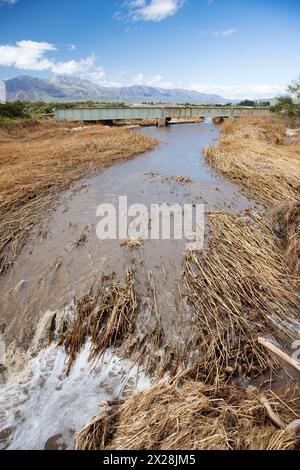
[120,238,144,249]
[164,175,192,184]
[72,233,87,247]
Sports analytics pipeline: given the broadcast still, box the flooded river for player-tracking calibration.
[0,121,256,449]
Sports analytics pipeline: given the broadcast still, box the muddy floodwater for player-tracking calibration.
[0,121,257,449]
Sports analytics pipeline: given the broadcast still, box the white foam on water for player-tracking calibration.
[0,342,151,450]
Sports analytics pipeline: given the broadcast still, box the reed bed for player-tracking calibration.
[271,201,300,281]
[46,270,138,374]
[0,122,157,273]
[205,113,300,290]
[205,114,300,204]
[75,381,300,451]
[181,211,300,386]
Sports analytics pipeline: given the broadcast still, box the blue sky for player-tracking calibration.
[0,0,299,98]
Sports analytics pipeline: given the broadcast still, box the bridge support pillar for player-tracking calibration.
[157,109,169,127]
[157,118,168,127]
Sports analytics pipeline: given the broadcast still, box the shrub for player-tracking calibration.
[0,101,29,118]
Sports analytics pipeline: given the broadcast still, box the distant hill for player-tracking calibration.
[3,75,227,104]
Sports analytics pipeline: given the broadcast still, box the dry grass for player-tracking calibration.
[76,408,119,451]
[72,232,87,247]
[75,381,300,450]
[205,114,300,204]
[271,201,300,281]
[46,269,138,374]
[180,211,300,386]
[0,121,157,273]
[120,238,144,249]
[205,113,300,286]
[164,175,192,184]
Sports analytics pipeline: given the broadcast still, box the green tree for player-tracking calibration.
[0,101,28,119]
[288,77,300,102]
[239,100,256,107]
[270,76,300,117]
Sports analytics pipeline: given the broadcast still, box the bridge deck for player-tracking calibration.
[55,106,268,124]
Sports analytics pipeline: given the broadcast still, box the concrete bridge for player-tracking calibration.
[55,106,268,126]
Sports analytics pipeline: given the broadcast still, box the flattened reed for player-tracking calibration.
[47,270,138,374]
[271,201,300,281]
[76,381,300,450]
[205,113,300,297]
[182,211,300,385]
[205,114,300,204]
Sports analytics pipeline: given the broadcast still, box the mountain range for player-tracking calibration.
[3,75,228,104]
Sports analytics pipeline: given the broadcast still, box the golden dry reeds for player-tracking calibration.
[75,408,120,451]
[205,113,300,289]
[271,201,300,280]
[75,381,300,451]
[0,122,157,273]
[47,270,138,374]
[181,211,300,386]
[205,114,300,204]
[120,238,144,249]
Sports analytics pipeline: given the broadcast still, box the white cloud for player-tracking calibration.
[129,74,284,99]
[51,55,104,81]
[128,73,285,99]
[189,83,286,100]
[0,0,19,6]
[0,40,56,71]
[212,29,238,37]
[133,72,163,86]
[0,40,105,82]
[119,0,185,22]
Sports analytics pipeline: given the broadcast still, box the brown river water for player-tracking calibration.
[0,121,257,449]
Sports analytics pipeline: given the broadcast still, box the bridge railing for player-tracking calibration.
[55,106,269,122]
